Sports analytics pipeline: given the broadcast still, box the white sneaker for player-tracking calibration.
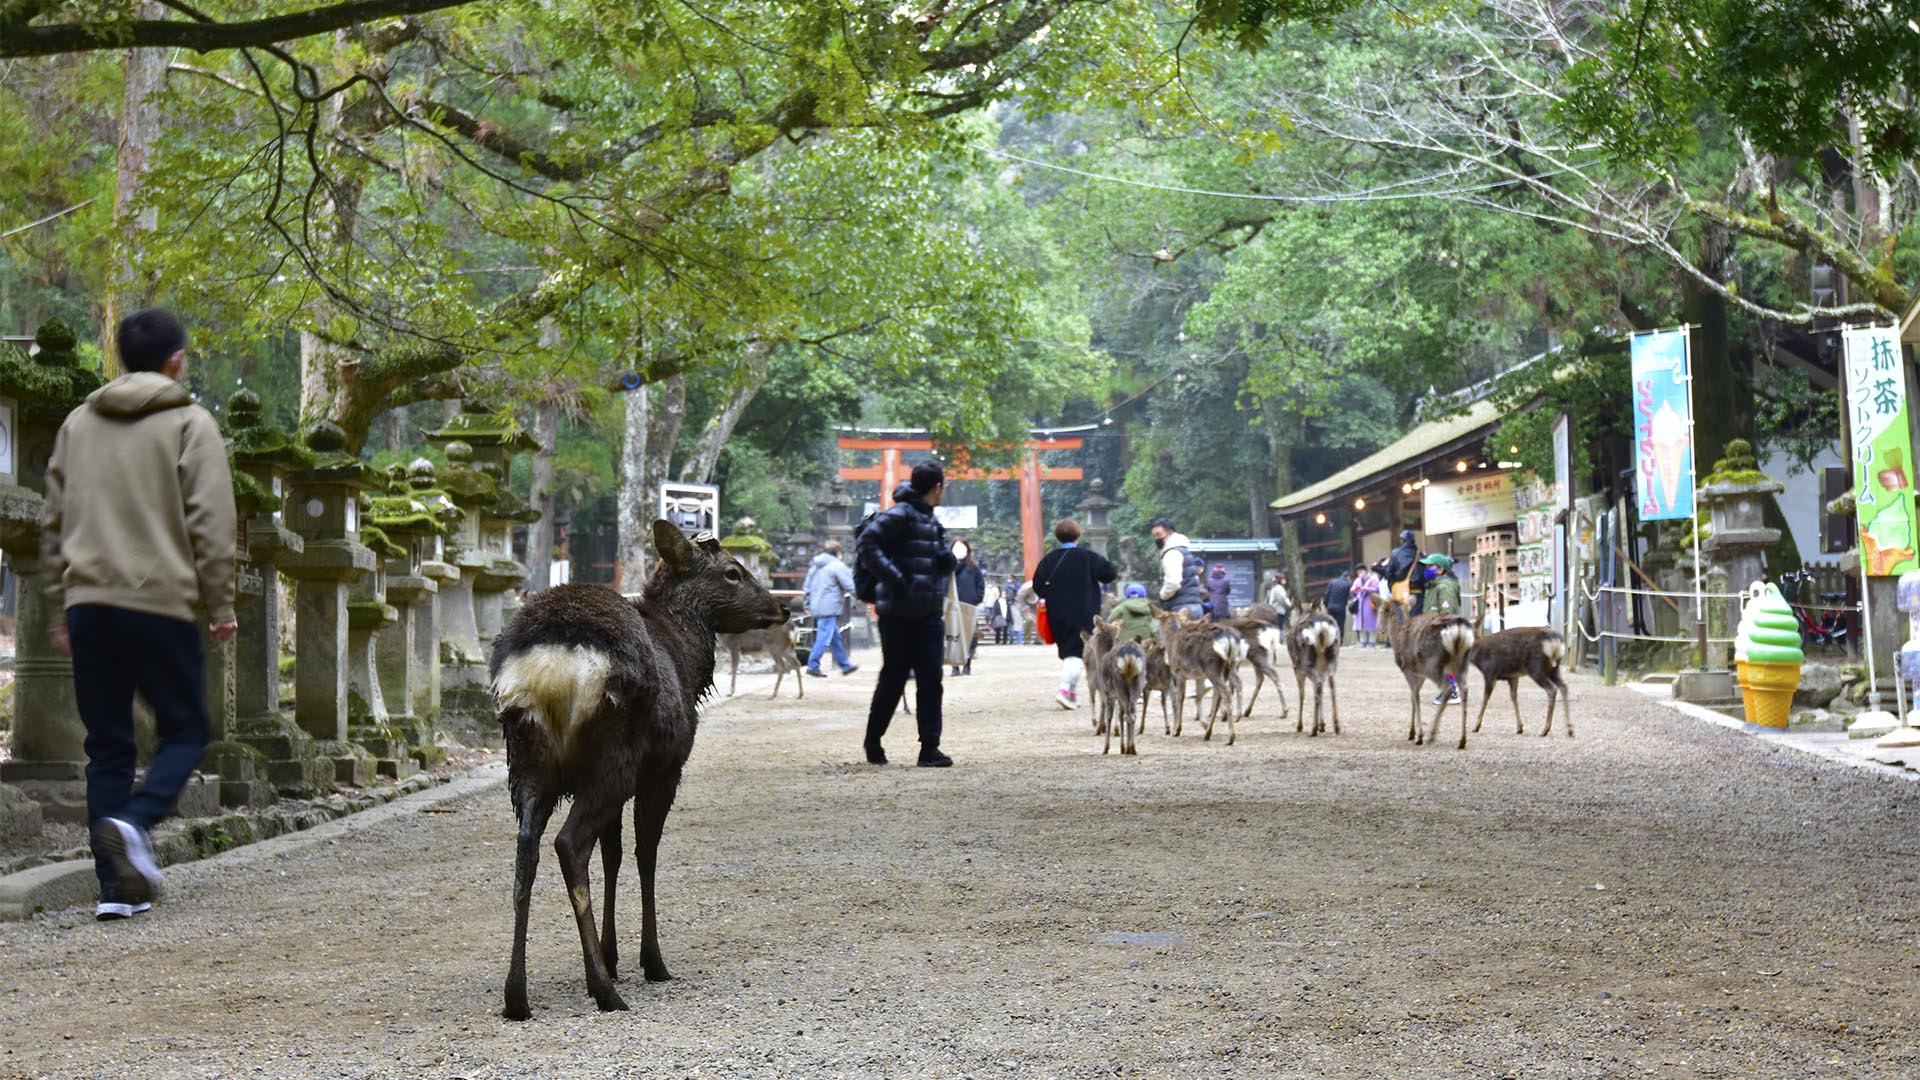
[1056,689,1079,710]
[94,818,163,904]
[94,901,152,921]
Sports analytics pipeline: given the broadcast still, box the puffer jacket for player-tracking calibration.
[954,559,986,606]
[858,483,956,620]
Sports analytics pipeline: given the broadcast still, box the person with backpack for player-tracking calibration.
[801,539,859,678]
[1031,518,1118,710]
[1148,516,1206,619]
[855,460,957,767]
[1206,562,1233,621]
[1111,583,1158,643]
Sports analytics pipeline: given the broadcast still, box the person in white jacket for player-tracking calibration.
[1148,517,1206,619]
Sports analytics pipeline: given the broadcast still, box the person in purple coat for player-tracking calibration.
[1206,562,1233,621]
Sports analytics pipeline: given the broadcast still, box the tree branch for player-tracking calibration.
[1,0,479,59]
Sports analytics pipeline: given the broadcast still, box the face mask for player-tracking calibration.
[1154,535,1166,550]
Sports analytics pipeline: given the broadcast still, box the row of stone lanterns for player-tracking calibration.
[0,321,541,828]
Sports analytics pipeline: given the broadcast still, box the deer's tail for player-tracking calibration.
[1213,631,1250,667]
[1440,622,1475,667]
[1304,621,1337,654]
[1115,650,1146,683]
[1540,634,1566,672]
[492,643,613,755]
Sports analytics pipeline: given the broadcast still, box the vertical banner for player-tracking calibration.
[1630,329,1695,521]
[1551,412,1571,630]
[1843,326,1916,576]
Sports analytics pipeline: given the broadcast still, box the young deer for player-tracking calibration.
[490,521,788,1020]
[1285,602,1341,736]
[1223,616,1288,721]
[1380,595,1476,749]
[1105,640,1147,755]
[718,622,804,700]
[1155,611,1248,743]
[1081,622,1116,735]
[1468,627,1572,737]
[1141,640,1176,735]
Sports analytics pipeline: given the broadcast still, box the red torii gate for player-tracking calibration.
[837,428,1088,579]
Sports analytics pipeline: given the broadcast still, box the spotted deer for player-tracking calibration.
[490,522,788,1020]
[718,622,804,700]
[1155,610,1249,744]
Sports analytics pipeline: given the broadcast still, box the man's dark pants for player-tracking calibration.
[865,613,943,752]
[69,604,210,897]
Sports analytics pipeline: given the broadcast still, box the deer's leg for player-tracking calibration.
[1241,664,1263,719]
[1172,679,1185,737]
[1509,677,1523,734]
[1559,678,1573,738]
[1328,673,1339,735]
[1406,673,1423,743]
[1309,678,1322,737]
[504,789,558,1022]
[553,794,627,1013]
[1456,675,1469,750]
[728,647,740,697]
[1295,673,1307,732]
[599,811,623,981]
[1473,674,1493,733]
[1224,673,1239,746]
[633,769,682,983]
[769,657,784,700]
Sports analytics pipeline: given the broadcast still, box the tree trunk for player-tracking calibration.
[100,0,165,378]
[645,374,687,510]
[679,340,773,484]
[618,383,652,590]
[525,398,559,591]
[1680,231,1752,471]
[1262,401,1305,589]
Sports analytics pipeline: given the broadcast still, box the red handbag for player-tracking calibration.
[1036,600,1054,645]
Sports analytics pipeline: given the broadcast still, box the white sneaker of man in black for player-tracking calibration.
[95,900,152,921]
[92,817,164,906]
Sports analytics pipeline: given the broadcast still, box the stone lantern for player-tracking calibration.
[424,440,500,745]
[0,320,103,822]
[407,459,463,731]
[820,480,856,547]
[277,422,379,784]
[1076,478,1118,559]
[1699,439,1785,672]
[366,463,454,765]
[344,510,412,779]
[223,391,333,796]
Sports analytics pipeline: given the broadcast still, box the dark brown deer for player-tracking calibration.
[490,521,788,1020]
[718,622,804,700]
[1285,602,1341,736]
[1223,616,1288,721]
[1468,627,1572,737]
[1380,595,1476,749]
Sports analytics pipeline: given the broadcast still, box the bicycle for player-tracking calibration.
[1777,569,1849,652]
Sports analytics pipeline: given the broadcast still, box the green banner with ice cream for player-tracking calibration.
[1843,326,1916,576]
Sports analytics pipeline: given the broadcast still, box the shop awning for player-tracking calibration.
[1270,397,1505,517]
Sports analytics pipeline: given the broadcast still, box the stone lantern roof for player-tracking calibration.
[0,320,102,417]
[425,399,540,454]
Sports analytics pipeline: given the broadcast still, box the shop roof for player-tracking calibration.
[1270,396,1504,516]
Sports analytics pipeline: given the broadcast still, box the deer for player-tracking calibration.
[1380,595,1476,749]
[489,521,788,1020]
[718,622,803,700]
[1155,610,1248,744]
[1285,602,1341,736]
[1222,615,1288,721]
[1081,622,1115,734]
[1468,627,1573,737]
[1098,626,1136,753]
[1141,640,1176,735]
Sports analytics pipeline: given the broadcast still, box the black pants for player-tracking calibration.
[1055,627,1086,661]
[69,605,210,898]
[866,614,943,753]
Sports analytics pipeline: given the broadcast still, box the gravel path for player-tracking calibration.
[2,644,1918,1079]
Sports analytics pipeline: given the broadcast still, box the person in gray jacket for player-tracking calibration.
[802,539,859,677]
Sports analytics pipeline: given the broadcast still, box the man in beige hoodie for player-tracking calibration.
[42,308,237,920]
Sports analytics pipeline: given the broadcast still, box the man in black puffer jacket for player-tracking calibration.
[858,460,958,767]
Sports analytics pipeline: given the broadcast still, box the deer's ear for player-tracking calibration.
[652,520,696,574]
[696,534,722,555]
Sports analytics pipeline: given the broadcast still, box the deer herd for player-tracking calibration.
[486,524,1575,1018]
[1080,597,1573,756]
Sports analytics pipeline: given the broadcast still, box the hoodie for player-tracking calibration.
[42,372,237,623]
[1111,596,1158,642]
[802,550,855,617]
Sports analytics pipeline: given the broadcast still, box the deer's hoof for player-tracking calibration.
[643,964,673,983]
[503,999,531,1022]
[594,989,630,1013]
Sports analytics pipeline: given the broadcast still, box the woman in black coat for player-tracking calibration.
[1030,518,1118,711]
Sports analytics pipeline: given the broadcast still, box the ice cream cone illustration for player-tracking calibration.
[1738,585,1803,729]
[1877,447,1909,493]
[1650,402,1689,512]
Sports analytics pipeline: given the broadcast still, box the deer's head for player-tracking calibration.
[648,519,789,634]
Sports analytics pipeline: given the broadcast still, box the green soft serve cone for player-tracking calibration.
[1742,584,1804,665]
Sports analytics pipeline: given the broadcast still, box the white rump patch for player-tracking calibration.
[1305,623,1336,652]
[493,644,613,754]
[1257,627,1282,658]
[1440,624,1475,659]
[1541,638,1567,667]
